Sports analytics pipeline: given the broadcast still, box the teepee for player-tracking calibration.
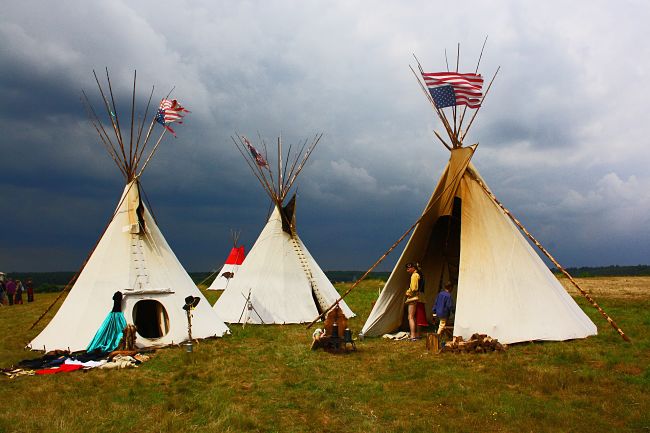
[29,70,229,352]
[358,51,627,343]
[207,230,246,291]
[213,135,354,324]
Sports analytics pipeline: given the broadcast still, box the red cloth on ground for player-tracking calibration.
[415,302,428,327]
[35,364,84,375]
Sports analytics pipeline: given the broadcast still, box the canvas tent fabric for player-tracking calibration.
[213,206,355,324]
[207,245,245,291]
[361,146,597,344]
[29,181,230,352]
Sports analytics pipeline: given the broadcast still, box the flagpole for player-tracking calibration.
[461,66,500,143]
[132,85,155,170]
[457,36,488,137]
[232,136,274,198]
[136,129,167,178]
[452,43,460,140]
[412,55,458,145]
[128,70,137,173]
[409,65,458,146]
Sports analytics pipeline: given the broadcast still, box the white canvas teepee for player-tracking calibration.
[29,71,229,352]
[213,135,354,324]
[207,231,245,291]
[358,54,613,343]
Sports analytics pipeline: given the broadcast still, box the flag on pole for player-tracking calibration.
[242,136,269,168]
[156,99,189,136]
[422,72,483,109]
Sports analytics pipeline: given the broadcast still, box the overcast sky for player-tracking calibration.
[1,0,649,272]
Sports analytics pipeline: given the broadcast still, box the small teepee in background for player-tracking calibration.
[213,135,355,324]
[29,70,229,352]
[207,230,246,291]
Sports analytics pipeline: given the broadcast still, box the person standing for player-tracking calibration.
[0,273,6,305]
[25,277,34,302]
[433,282,455,334]
[404,262,425,341]
[14,280,24,304]
[5,278,16,306]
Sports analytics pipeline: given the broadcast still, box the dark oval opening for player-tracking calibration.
[132,299,170,339]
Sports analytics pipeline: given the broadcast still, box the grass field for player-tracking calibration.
[1,276,648,433]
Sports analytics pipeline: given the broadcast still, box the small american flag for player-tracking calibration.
[242,136,269,168]
[422,72,483,109]
[156,99,189,136]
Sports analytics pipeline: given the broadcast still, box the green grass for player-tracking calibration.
[1,279,649,433]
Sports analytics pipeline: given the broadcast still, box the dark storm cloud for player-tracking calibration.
[1,0,649,272]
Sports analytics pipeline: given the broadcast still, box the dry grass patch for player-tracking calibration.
[560,275,650,299]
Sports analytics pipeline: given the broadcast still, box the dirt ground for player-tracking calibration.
[559,275,650,299]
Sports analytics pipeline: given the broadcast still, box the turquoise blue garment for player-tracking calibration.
[86,312,127,353]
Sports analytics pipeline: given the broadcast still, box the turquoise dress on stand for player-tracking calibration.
[86,291,127,353]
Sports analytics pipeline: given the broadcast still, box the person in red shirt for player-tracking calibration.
[25,278,34,302]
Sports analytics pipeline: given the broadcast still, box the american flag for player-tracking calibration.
[242,136,269,168]
[155,99,189,136]
[422,72,483,109]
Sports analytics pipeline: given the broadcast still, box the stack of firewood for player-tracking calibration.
[441,333,507,353]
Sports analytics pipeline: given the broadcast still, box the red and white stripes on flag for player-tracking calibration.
[156,99,189,136]
[422,72,484,109]
[241,136,269,168]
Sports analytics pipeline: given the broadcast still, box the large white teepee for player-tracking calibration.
[213,135,354,324]
[359,56,609,344]
[29,71,229,352]
[361,146,597,343]
[207,231,246,291]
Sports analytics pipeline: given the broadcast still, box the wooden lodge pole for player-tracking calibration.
[305,217,420,329]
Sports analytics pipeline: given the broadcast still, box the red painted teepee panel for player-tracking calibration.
[224,246,245,265]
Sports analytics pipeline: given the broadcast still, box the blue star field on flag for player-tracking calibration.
[422,72,484,109]
[429,84,456,109]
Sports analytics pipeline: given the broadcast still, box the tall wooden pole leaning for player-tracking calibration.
[104,69,129,173]
[128,71,137,168]
[460,66,500,143]
[458,35,489,138]
[409,66,458,146]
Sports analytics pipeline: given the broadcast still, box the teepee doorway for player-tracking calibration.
[132,299,170,339]
[424,196,462,296]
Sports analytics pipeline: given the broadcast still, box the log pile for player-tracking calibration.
[441,333,507,353]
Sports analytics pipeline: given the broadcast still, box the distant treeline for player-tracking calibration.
[2,272,73,292]
[552,265,650,278]
[324,271,391,283]
[186,271,393,285]
[3,265,648,291]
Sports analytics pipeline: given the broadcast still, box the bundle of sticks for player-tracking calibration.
[441,333,507,353]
